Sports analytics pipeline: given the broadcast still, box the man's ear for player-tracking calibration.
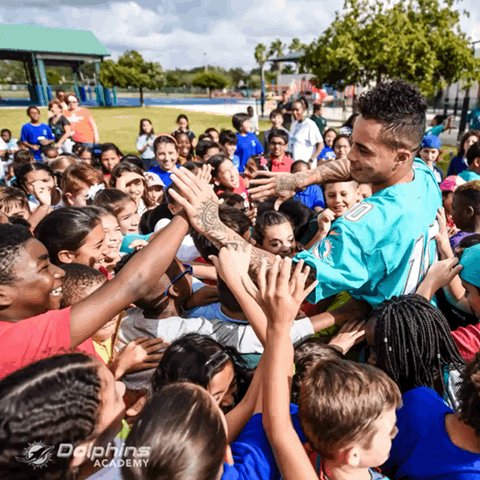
[0,285,15,309]
[395,148,413,167]
[57,250,75,264]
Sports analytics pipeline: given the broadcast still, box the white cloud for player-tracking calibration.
[0,0,479,69]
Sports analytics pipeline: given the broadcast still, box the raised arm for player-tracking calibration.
[261,257,318,480]
[248,157,351,203]
[169,167,278,278]
[70,214,189,347]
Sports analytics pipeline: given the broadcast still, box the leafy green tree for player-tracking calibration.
[0,60,27,84]
[302,0,480,95]
[192,71,229,96]
[100,50,164,106]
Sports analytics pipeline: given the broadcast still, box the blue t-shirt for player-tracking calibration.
[294,185,325,210]
[296,159,442,307]
[222,404,305,480]
[235,132,263,173]
[385,387,480,479]
[148,164,179,187]
[20,122,55,160]
[318,146,336,161]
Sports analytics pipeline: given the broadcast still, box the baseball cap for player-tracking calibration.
[459,243,480,288]
[439,175,466,192]
[144,172,165,188]
[421,134,442,150]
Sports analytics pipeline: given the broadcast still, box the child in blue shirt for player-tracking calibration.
[385,358,480,479]
[20,106,55,161]
[232,113,263,173]
[291,160,325,211]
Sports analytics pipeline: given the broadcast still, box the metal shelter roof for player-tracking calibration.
[0,23,109,57]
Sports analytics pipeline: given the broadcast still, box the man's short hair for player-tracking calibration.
[358,80,427,151]
[268,129,289,145]
[299,358,401,460]
[0,224,33,284]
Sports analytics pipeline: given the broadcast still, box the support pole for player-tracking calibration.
[35,56,49,106]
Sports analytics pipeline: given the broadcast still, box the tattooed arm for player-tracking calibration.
[169,168,278,277]
[248,157,351,203]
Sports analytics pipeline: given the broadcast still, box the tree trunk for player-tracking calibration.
[140,86,144,107]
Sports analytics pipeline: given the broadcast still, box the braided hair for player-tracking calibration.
[372,294,465,395]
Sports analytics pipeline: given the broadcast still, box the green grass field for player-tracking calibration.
[0,106,270,155]
[1,105,453,173]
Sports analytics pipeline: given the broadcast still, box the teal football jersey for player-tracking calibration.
[296,159,442,306]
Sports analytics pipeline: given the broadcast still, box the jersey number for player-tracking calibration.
[402,222,439,295]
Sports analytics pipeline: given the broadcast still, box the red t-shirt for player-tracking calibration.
[269,154,294,173]
[452,323,480,363]
[0,308,99,379]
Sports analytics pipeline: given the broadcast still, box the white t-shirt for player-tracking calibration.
[289,117,323,164]
[136,134,155,160]
[117,306,314,389]
[154,217,199,262]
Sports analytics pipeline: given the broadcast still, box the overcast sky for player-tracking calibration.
[1,0,479,70]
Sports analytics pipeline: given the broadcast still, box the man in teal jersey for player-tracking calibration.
[170,81,444,308]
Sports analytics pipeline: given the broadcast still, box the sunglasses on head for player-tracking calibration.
[163,264,193,298]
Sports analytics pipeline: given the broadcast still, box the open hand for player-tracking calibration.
[328,318,366,355]
[210,243,253,284]
[169,167,222,235]
[31,181,52,207]
[256,256,318,327]
[115,337,168,378]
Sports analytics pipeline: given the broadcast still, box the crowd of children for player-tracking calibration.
[0,80,480,480]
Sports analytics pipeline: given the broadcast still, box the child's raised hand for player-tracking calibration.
[317,208,335,237]
[114,337,168,379]
[328,318,366,355]
[128,239,148,251]
[435,207,453,258]
[196,164,212,184]
[258,257,318,327]
[169,167,220,234]
[209,243,252,284]
[31,181,52,207]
